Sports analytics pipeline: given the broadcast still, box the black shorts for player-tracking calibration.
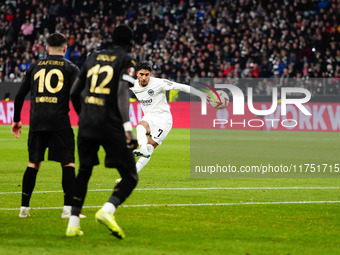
[28,128,75,163]
[77,133,135,171]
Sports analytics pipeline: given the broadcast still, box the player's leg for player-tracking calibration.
[65,163,93,237]
[134,120,151,157]
[60,162,75,218]
[60,162,88,219]
[116,132,157,183]
[135,117,172,174]
[116,118,172,182]
[135,137,158,173]
[66,136,99,237]
[66,162,94,237]
[95,166,137,239]
[48,128,80,219]
[20,131,46,218]
[19,161,41,218]
[96,134,138,239]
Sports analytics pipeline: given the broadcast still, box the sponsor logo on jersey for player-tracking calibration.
[140,99,152,106]
[148,89,154,96]
[85,96,104,106]
[35,96,58,103]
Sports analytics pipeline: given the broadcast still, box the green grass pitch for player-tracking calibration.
[0,125,339,255]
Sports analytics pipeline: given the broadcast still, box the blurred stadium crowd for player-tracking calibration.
[0,0,339,94]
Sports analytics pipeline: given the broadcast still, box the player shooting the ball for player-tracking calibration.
[117,61,206,182]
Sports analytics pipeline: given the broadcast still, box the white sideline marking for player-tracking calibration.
[121,200,340,207]
[0,200,340,211]
[0,186,338,195]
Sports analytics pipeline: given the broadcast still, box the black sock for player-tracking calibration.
[62,166,76,206]
[71,206,82,216]
[21,167,38,207]
[108,196,121,208]
[110,173,138,207]
[71,165,93,215]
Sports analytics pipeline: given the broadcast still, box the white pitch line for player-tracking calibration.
[0,200,340,211]
[135,186,340,191]
[120,200,340,207]
[0,186,339,195]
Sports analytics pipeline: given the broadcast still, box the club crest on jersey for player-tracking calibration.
[148,89,154,96]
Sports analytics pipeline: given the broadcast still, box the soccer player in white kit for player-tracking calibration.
[127,61,206,175]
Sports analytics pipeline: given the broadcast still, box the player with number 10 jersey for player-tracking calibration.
[12,33,79,219]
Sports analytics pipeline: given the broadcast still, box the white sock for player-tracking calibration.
[136,125,148,151]
[136,144,155,173]
[146,144,155,154]
[136,157,150,173]
[102,202,116,215]
[63,205,71,212]
[68,215,80,227]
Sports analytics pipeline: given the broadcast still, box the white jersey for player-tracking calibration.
[130,77,205,145]
[130,77,190,117]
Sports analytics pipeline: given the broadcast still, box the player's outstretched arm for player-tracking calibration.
[169,81,208,114]
[170,81,208,105]
[11,121,22,138]
[170,81,206,98]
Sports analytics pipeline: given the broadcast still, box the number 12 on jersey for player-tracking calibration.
[87,64,114,94]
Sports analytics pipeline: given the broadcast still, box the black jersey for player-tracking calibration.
[72,46,136,138]
[14,55,79,131]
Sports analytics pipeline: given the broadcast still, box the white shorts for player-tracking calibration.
[141,114,172,145]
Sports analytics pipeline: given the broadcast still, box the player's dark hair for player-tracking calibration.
[47,33,67,47]
[136,61,152,72]
[112,25,134,48]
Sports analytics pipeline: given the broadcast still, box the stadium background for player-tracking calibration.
[0,1,339,254]
[0,0,339,131]
[0,0,339,87]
